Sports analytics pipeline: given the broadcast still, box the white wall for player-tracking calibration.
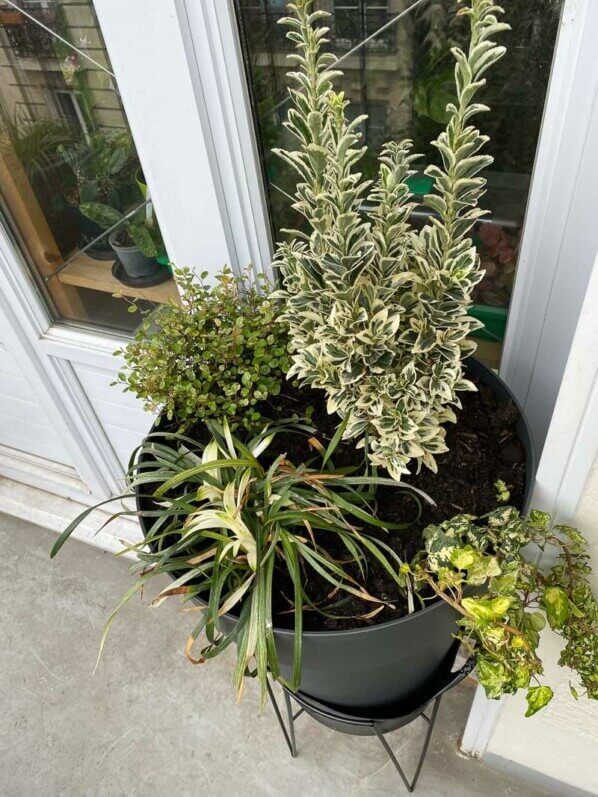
[575,460,598,593]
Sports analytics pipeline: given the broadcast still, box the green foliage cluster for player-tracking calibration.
[57,129,158,253]
[115,268,292,433]
[51,420,421,705]
[58,129,137,208]
[274,0,508,479]
[80,201,159,258]
[405,508,598,715]
[0,113,77,188]
[51,420,598,717]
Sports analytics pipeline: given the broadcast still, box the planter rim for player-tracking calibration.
[136,355,535,641]
[261,592,453,639]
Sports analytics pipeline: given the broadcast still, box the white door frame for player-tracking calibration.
[500,0,597,449]
[174,0,274,278]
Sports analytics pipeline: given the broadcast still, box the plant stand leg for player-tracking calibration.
[266,680,301,758]
[372,697,442,793]
[283,690,298,755]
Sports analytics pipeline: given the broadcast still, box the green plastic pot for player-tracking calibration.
[469,303,508,343]
[406,173,434,197]
[156,254,171,271]
[136,168,148,200]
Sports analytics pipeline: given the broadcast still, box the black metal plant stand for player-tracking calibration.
[267,657,475,794]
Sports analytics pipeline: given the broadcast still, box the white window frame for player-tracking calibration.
[173,0,274,278]
[499,0,597,445]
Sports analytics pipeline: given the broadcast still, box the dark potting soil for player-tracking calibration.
[158,373,526,633]
[113,228,136,247]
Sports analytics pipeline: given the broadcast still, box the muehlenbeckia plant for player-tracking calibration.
[51,419,428,706]
[274,0,509,479]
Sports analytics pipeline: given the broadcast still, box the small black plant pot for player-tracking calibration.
[73,208,114,260]
[109,231,159,279]
[135,357,535,712]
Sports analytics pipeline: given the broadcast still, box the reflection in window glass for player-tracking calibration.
[235,0,563,367]
[0,1,178,333]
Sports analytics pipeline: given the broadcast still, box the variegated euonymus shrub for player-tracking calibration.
[275,0,509,479]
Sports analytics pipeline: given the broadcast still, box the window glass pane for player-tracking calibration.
[234,0,564,368]
[0,1,178,333]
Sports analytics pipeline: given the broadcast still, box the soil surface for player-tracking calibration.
[113,228,136,247]
[152,375,527,632]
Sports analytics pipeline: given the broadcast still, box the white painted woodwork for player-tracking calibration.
[72,363,155,471]
[0,311,72,467]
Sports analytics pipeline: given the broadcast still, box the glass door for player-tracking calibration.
[232,0,565,370]
[0,0,178,334]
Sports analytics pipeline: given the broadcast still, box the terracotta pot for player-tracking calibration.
[0,10,23,24]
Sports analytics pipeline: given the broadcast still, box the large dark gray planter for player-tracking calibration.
[109,230,157,279]
[135,357,535,712]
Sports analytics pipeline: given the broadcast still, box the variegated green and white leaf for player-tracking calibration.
[273,0,508,480]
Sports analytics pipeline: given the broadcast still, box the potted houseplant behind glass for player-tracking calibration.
[80,201,162,280]
[52,0,598,718]
[58,130,139,259]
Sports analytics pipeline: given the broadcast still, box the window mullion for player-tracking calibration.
[179,0,274,277]
[92,0,235,276]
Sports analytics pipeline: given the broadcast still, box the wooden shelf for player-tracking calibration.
[57,251,180,304]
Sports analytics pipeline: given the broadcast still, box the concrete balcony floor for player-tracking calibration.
[0,514,551,796]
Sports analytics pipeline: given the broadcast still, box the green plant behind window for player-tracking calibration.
[114,268,292,433]
[58,129,138,209]
[0,112,77,188]
[80,201,159,258]
[274,0,509,479]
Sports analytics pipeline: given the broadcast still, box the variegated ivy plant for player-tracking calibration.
[406,508,598,715]
[274,0,509,479]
